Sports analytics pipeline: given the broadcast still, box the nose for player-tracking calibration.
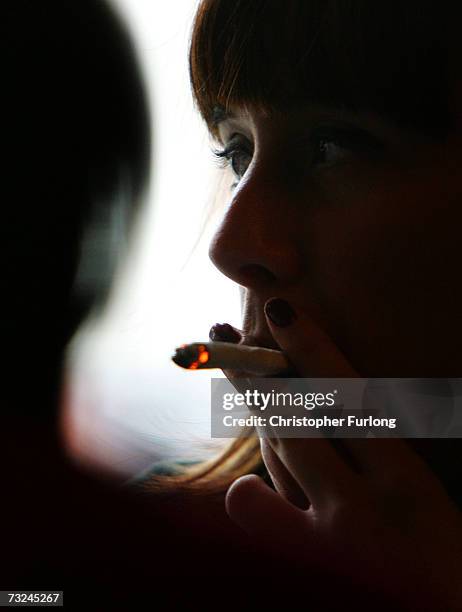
[209,164,303,291]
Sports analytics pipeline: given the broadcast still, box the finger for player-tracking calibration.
[209,322,242,343]
[266,437,358,508]
[264,298,359,378]
[263,297,364,500]
[210,323,264,381]
[225,474,312,551]
[260,438,310,509]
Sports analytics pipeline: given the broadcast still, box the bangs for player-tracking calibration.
[190,0,453,138]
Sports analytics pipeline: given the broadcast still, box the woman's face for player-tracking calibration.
[209,103,462,377]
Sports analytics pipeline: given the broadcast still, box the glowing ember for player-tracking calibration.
[198,347,209,364]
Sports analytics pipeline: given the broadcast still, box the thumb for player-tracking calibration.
[264,298,359,378]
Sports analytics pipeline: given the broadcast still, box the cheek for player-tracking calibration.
[299,174,462,375]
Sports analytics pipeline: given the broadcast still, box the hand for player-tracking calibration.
[225,298,462,608]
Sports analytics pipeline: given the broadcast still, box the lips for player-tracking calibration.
[240,333,281,352]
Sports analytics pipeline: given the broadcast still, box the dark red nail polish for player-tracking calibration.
[209,323,242,343]
[264,298,296,327]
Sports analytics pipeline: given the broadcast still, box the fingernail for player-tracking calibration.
[264,298,296,327]
[209,323,242,343]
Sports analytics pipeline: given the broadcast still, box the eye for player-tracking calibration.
[309,127,384,167]
[213,135,253,184]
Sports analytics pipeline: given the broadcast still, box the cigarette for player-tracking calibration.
[171,341,290,376]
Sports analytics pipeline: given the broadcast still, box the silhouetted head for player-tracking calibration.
[2,1,151,418]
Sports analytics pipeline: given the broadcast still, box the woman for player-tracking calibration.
[142,0,462,607]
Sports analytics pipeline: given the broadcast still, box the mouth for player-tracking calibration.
[240,331,281,352]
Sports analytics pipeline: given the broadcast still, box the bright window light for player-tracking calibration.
[65,0,240,477]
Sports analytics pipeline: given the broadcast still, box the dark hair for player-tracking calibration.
[190,0,457,139]
[2,1,151,418]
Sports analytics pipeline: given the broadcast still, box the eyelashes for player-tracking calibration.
[213,126,384,187]
[212,135,253,184]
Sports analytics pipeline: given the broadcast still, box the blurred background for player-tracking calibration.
[65,0,240,477]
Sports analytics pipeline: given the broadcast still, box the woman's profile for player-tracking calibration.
[139,0,462,607]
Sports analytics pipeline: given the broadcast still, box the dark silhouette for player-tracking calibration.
[0,2,259,608]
